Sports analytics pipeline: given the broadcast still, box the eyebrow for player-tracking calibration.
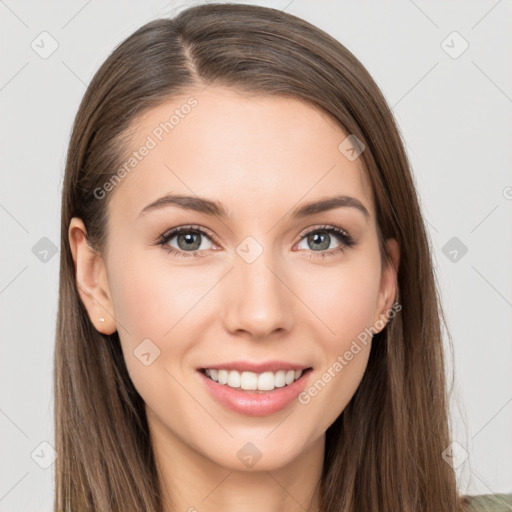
[137,193,370,220]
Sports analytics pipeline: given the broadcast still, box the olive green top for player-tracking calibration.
[463,494,512,511]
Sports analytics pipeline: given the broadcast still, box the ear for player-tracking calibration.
[372,237,400,333]
[68,217,117,335]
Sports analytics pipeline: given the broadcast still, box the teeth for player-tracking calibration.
[218,369,228,384]
[203,368,304,391]
[241,371,258,390]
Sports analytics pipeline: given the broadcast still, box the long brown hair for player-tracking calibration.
[55,3,466,511]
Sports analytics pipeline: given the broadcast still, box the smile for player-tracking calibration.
[202,368,306,392]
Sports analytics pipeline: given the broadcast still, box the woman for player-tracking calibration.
[54,3,511,511]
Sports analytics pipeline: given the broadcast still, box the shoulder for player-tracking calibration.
[462,493,512,511]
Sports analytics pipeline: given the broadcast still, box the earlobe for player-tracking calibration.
[68,217,117,335]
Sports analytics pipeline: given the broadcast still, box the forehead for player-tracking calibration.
[108,86,375,224]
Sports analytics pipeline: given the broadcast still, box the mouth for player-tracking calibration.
[197,365,313,416]
[198,367,313,393]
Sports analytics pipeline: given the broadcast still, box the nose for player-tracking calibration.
[222,246,294,339]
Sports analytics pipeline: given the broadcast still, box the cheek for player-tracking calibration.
[106,248,223,381]
[106,250,195,402]
[107,248,201,338]
[295,252,382,347]
[294,256,380,434]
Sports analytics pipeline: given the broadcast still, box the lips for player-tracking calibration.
[198,366,313,416]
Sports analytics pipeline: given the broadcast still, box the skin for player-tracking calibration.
[69,86,399,512]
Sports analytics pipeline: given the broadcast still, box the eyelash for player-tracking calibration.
[156,224,356,259]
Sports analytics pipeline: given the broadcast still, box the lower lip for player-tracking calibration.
[198,369,312,416]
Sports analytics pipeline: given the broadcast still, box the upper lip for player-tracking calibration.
[198,361,312,373]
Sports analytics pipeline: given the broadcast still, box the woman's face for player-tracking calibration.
[72,86,398,472]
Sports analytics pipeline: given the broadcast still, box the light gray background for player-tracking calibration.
[1,0,511,510]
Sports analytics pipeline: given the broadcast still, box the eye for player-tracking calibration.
[157,225,217,258]
[156,224,356,259]
[295,225,356,258]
